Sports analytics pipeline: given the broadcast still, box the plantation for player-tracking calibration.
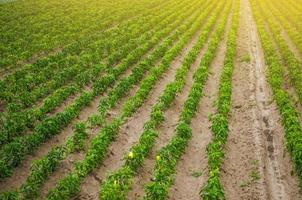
[0,0,301,199]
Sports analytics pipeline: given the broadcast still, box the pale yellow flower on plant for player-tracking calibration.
[156,155,161,161]
[128,151,134,159]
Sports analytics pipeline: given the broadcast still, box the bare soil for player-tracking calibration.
[76,23,205,200]
[1,1,302,200]
[168,9,232,200]
[127,38,206,200]
[0,37,154,194]
[220,0,302,199]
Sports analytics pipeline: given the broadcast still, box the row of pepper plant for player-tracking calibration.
[256,0,302,105]
[250,0,302,190]
[0,0,192,149]
[201,0,239,199]
[265,0,302,56]
[44,2,215,199]
[0,0,183,117]
[0,0,204,198]
[0,0,198,179]
[98,0,226,199]
[142,1,233,199]
[0,0,168,70]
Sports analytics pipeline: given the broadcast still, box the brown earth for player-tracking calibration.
[220,0,302,199]
[77,21,207,200]
[168,8,232,200]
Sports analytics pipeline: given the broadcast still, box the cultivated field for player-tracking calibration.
[0,0,302,199]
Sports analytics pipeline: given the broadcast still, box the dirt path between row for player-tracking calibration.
[126,38,210,200]
[220,0,302,199]
[0,32,159,194]
[38,41,172,199]
[73,21,206,200]
[261,15,302,125]
[125,5,230,198]
[168,7,233,200]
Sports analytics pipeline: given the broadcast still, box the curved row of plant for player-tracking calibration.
[0,0,202,179]
[250,0,302,189]
[0,0,200,150]
[44,2,217,199]
[84,0,208,127]
[0,0,183,134]
[97,1,226,199]
[141,2,233,200]
[0,122,88,200]
[200,1,239,199]
[18,2,211,199]
[0,0,178,100]
[0,0,183,112]
[0,0,184,111]
[256,0,302,105]
[0,0,169,69]
[0,1,208,198]
[0,0,196,149]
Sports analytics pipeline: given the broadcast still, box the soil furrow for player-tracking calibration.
[260,6,302,125]
[221,0,302,199]
[0,32,160,193]
[126,30,213,200]
[75,22,205,200]
[168,7,233,199]
[37,52,162,199]
[38,41,181,199]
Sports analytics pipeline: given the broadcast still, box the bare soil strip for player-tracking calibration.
[0,93,102,192]
[221,0,302,199]
[168,8,234,200]
[38,57,161,199]
[0,31,162,193]
[261,6,302,124]
[126,27,215,200]
[38,42,180,199]
[268,30,302,123]
[72,23,205,200]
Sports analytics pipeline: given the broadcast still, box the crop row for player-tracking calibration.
[44,2,217,199]
[0,0,168,69]
[0,0,194,149]
[256,0,302,105]
[0,0,207,197]
[0,0,197,179]
[0,0,183,111]
[97,0,226,199]
[0,122,87,199]
[142,2,232,200]
[201,0,239,199]
[250,0,302,189]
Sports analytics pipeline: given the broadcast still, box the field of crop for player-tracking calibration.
[0,0,301,199]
